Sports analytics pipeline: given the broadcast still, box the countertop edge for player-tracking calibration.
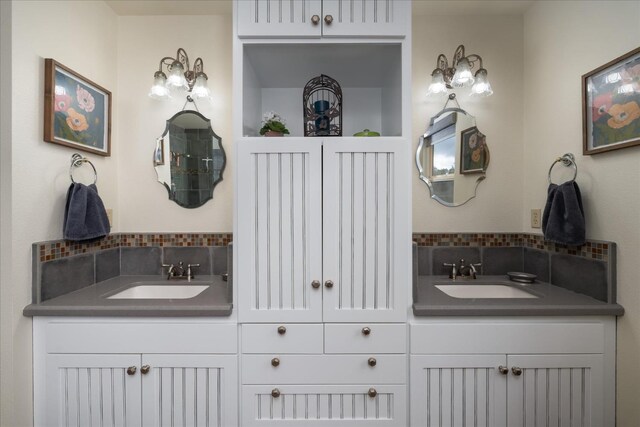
[412,303,625,317]
[23,304,234,317]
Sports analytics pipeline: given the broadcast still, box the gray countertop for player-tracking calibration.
[23,275,232,317]
[413,275,624,316]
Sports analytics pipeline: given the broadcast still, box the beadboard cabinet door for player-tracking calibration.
[237,140,323,323]
[322,140,409,322]
[237,0,322,37]
[321,0,411,37]
[44,354,142,427]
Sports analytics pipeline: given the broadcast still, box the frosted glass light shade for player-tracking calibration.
[427,70,448,96]
[166,61,188,91]
[470,69,493,97]
[148,72,170,99]
[452,58,475,87]
[191,74,211,99]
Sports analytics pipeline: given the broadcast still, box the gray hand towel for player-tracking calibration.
[542,181,585,246]
[63,183,111,241]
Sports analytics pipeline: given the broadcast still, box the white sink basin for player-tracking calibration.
[107,285,209,300]
[435,284,538,299]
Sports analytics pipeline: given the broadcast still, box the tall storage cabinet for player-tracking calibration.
[233,1,412,425]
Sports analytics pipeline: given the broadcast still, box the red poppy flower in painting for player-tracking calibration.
[54,93,72,112]
[592,92,613,121]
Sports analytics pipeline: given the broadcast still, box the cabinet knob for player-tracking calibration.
[271,388,281,398]
[362,327,371,336]
[271,357,280,367]
[368,388,377,398]
[324,14,334,25]
[277,326,287,335]
[141,365,151,375]
[311,280,321,289]
[511,366,523,376]
[311,14,320,25]
[325,280,334,288]
[498,365,508,375]
[126,366,137,376]
[368,357,377,367]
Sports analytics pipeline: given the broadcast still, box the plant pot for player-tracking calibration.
[264,130,284,137]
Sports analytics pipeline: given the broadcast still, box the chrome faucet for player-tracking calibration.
[458,259,482,279]
[162,262,200,281]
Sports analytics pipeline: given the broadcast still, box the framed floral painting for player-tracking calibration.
[460,126,488,174]
[44,59,111,156]
[583,47,640,155]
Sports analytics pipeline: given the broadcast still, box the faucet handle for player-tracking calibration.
[186,263,200,279]
[443,262,457,279]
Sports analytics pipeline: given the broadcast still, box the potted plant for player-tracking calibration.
[260,111,290,136]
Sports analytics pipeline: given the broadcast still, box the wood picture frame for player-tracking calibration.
[44,59,111,156]
[582,47,640,155]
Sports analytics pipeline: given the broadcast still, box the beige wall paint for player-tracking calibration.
[7,1,119,425]
[412,14,524,231]
[523,2,640,424]
[116,15,232,232]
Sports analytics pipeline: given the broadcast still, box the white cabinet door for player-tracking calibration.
[322,0,411,37]
[322,140,409,322]
[43,354,142,427]
[410,355,507,427]
[242,384,406,426]
[237,140,323,323]
[141,354,237,427]
[506,354,604,427]
[237,0,322,38]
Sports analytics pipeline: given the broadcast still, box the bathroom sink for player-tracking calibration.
[435,284,538,299]
[107,284,209,299]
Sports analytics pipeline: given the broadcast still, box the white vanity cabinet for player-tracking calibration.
[33,318,238,427]
[236,0,410,38]
[409,317,615,427]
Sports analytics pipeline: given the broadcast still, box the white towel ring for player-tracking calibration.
[548,153,577,185]
[69,153,97,185]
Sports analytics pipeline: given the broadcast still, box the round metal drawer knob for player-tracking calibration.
[311,14,320,25]
[311,280,321,289]
[324,14,334,24]
[512,366,523,376]
[362,327,371,336]
[271,358,280,367]
[368,357,377,367]
[277,326,287,335]
[126,366,137,376]
[368,388,377,398]
[141,365,151,375]
[498,365,508,375]
[325,280,334,288]
[271,388,281,398]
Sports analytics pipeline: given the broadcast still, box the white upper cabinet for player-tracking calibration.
[237,0,410,38]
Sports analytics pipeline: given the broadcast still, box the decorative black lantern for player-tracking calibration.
[303,74,342,137]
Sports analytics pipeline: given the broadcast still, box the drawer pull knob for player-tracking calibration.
[498,365,508,375]
[277,326,287,335]
[311,14,320,25]
[141,365,151,375]
[324,14,334,25]
[368,357,377,367]
[311,280,321,289]
[126,366,137,376]
[271,358,280,367]
[512,366,523,376]
[325,280,334,288]
[362,327,371,336]
[271,388,281,398]
[368,388,377,398]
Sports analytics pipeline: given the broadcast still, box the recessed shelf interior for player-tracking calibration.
[242,43,402,137]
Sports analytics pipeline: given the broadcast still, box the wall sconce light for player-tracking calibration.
[149,48,211,100]
[427,45,493,97]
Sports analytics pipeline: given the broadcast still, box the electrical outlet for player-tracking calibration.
[531,209,542,228]
[106,208,113,227]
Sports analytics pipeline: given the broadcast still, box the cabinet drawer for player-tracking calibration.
[324,323,406,354]
[242,355,406,385]
[242,324,323,354]
[242,384,407,426]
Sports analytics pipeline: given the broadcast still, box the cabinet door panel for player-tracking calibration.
[237,0,322,38]
[237,140,323,322]
[506,354,604,427]
[410,355,507,427]
[322,0,410,37]
[141,354,237,427]
[242,384,406,426]
[44,354,142,427]
[323,140,409,322]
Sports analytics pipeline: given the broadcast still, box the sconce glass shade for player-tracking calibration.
[470,69,493,97]
[452,57,475,87]
[191,73,211,99]
[148,71,170,99]
[427,70,448,96]
[166,61,189,91]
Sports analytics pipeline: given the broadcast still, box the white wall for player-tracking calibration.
[412,14,524,231]
[522,2,640,424]
[7,1,119,425]
[116,16,232,232]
